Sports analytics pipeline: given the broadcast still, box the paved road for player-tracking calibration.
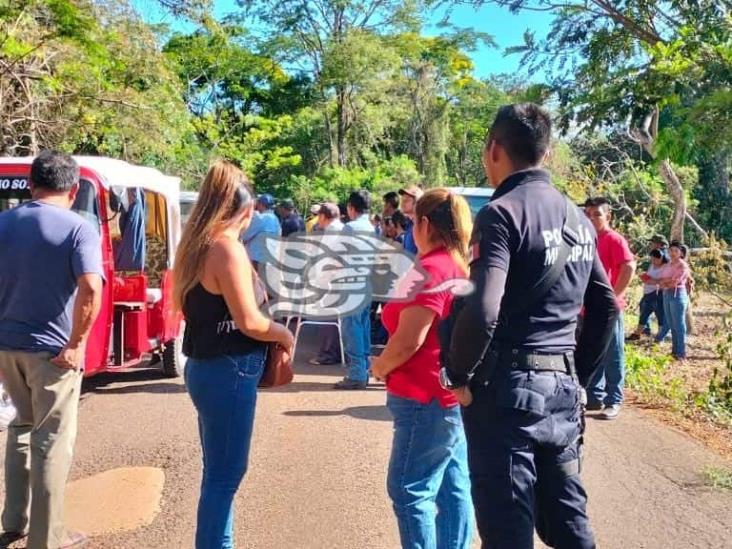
[1,331,731,548]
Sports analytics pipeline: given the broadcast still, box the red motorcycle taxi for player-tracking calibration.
[0,156,186,377]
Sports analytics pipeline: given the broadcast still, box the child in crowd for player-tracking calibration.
[628,248,668,341]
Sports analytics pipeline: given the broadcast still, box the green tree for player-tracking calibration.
[236,0,423,167]
[0,0,196,179]
[456,0,732,242]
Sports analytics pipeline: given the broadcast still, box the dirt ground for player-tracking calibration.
[1,332,731,549]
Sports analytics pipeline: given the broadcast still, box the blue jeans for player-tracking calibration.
[184,350,265,549]
[386,394,473,549]
[588,313,625,406]
[343,304,371,382]
[462,369,594,549]
[638,291,664,335]
[656,290,688,358]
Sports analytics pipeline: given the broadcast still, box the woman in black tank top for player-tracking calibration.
[173,161,293,549]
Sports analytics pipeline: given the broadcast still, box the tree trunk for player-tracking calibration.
[336,86,347,167]
[659,158,686,242]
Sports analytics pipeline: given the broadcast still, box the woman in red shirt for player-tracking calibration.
[371,188,474,549]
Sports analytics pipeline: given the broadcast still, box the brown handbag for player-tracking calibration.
[259,343,294,388]
[252,270,294,388]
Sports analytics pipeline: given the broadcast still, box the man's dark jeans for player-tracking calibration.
[462,368,595,549]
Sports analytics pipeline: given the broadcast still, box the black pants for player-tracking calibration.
[462,368,595,549]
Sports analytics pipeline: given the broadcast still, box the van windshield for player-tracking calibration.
[72,179,100,233]
[0,176,100,234]
[464,195,491,218]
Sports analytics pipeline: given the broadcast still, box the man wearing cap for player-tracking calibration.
[650,234,669,251]
[398,185,423,255]
[309,203,345,365]
[279,198,306,237]
[305,204,321,233]
[241,193,282,271]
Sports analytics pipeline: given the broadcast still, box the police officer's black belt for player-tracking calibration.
[484,347,574,373]
[471,348,575,387]
[502,349,574,372]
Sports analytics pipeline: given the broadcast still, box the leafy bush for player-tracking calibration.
[706,312,732,420]
[691,235,732,293]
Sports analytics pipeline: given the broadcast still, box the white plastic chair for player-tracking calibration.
[287,308,345,365]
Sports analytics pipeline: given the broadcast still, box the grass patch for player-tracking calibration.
[625,344,732,426]
[702,466,732,490]
[625,345,684,409]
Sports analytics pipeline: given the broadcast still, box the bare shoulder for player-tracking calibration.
[208,237,245,262]
[206,237,249,277]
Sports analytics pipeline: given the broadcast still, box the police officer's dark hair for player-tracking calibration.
[347,190,370,213]
[30,150,79,192]
[487,103,552,168]
[383,191,399,210]
[584,196,611,211]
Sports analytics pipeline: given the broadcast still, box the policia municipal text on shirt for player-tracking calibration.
[440,103,619,549]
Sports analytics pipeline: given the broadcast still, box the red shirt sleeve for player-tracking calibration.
[611,231,634,269]
[405,252,455,319]
[411,288,448,318]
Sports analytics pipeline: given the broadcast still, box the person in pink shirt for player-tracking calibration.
[654,241,691,359]
[584,197,637,420]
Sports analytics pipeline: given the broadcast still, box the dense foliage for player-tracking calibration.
[1,0,730,252]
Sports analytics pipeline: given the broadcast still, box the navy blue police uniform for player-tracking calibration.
[444,169,618,549]
[281,212,305,237]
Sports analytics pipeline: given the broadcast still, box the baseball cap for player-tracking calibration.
[398,185,423,199]
[651,234,669,246]
[310,203,321,215]
[279,198,295,209]
[257,193,275,208]
[318,202,340,219]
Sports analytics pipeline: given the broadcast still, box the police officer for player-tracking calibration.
[440,103,619,548]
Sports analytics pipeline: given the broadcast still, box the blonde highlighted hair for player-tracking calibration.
[173,160,253,311]
[415,188,473,274]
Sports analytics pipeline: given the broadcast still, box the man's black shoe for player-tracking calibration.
[333,378,368,390]
[0,531,27,547]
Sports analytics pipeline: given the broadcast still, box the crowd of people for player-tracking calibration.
[0,103,697,549]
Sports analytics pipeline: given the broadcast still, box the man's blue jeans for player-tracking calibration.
[185,350,265,549]
[386,394,473,549]
[343,304,371,382]
[588,313,625,406]
[656,290,688,358]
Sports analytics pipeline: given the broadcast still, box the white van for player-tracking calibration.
[180,191,199,226]
[446,187,494,218]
